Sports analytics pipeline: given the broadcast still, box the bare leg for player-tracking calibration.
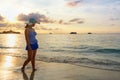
[31,49,37,71]
[21,50,33,71]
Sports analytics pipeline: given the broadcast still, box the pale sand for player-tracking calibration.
[0,54,120,80]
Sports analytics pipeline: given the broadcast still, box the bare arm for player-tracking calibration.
[25,28,31,50]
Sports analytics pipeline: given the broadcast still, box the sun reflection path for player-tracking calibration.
[0,56,15,69]
[3,56,13,68]
[0,55,17,80]
[6,34,17,47]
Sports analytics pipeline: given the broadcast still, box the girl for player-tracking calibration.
[21,18,39,71]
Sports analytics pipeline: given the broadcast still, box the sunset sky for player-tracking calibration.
[0,0,120,33]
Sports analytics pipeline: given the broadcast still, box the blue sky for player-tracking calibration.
[0,0,120,33]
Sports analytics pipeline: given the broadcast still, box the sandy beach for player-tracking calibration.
[0,54,120,80]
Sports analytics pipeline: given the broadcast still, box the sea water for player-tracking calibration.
[0,33,120,71]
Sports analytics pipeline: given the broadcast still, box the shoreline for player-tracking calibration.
[0,54,120,80]
[1,53,120,72]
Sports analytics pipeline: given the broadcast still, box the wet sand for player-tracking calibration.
[0,54,120,80]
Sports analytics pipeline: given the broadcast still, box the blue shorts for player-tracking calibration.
[26,43,38,50]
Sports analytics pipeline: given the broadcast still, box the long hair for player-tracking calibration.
[25,24,29,28]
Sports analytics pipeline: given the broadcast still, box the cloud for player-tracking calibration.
[66,0,120,9]
[17,13,43,23]
[0,23,7,27]
[69,18,81,22]
[17,12,84,25]
[57,18,84,25]
[77,21,84,23]
[58,19,70,25]
[0,15,4,21]
[110,18,120,21]
[66,0,83,7]
[41,17,56,23]
[69,18,84,24]
[17,12,56,23]
[0,14,6,27]
[40,25,61,31]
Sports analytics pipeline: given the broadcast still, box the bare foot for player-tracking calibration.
[21,67,25,72]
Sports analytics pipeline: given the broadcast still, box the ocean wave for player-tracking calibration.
[5,53,119,71]
[0,46,23,49]
[1,53,120,71]
[94,49,120,53]
[1,45,120,54]
[63,46,89,49]
[46,46,120,55]
[36,56,120,71]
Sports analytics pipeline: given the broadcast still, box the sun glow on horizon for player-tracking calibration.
[3,11,18,23]
[6,17,17,23]
[0,0,120,33]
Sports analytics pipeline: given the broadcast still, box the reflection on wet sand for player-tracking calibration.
[0,55,35,80]
[0,56,15,68]
[0,55,19,80]
[21,71,35,80]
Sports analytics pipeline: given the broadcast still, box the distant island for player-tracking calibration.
[0,30,20,34]
[49,33,52,34]
[88,32,92,34]
[70,32,77,34]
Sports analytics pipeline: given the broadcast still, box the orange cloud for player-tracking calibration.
[66,0,82,7]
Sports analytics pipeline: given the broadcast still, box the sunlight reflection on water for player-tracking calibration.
[4,34,17,47]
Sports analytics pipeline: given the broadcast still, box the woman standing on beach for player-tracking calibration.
[21,18,40,71]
